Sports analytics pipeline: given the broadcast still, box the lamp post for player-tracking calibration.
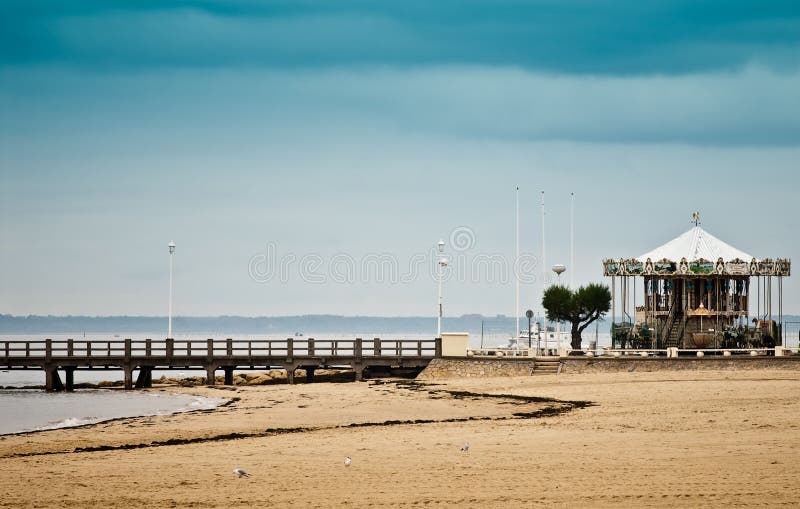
[168,241,176,339]
[436,240,448,338]
[526,309,534,351]
[552,264,566,354]
[552,264,566,285]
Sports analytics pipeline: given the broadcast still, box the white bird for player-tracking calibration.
[233,468,252,478]
[461,442,470,452]
[344,456,351,467]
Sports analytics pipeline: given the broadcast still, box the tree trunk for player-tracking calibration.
[570,321,583,351]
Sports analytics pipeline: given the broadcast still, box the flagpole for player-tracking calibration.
[515,186,520,336]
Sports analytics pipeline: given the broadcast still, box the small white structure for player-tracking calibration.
[441,332,469,357]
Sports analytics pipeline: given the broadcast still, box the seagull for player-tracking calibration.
[344,456,351,467]
[461,442,470,452]
[233,468,252,478]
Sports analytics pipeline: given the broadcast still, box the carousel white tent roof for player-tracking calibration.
[637,226,755,263]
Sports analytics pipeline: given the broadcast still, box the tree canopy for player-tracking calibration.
[542,283,611,351]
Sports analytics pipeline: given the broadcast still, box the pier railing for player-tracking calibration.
[0,337,440,361]
[1,337,442,391]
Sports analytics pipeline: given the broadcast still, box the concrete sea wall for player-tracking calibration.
[416,357,536,380]
[559,356,800,374]
[416,356,800,380]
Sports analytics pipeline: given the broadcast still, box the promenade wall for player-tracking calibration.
[416,356,800,380]
[416,357,536,380]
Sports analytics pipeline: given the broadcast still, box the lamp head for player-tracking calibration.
[168,241,176,254]
[437,239,445,254]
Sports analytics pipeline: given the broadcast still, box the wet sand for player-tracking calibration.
[1,370,798,507]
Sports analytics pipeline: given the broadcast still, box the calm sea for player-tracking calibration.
[0,389,226,435]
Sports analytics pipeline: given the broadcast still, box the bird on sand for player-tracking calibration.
[233,468,252,478]
[344,456,352,467]
[461,442,470,452]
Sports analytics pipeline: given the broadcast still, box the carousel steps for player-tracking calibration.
[665,329,681,348]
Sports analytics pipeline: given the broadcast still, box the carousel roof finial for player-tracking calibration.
[692,211,700,227]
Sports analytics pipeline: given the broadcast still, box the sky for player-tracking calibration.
[1,1,799,318]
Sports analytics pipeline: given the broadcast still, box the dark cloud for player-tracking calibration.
[1,1,799,73]
[3,65,798,146]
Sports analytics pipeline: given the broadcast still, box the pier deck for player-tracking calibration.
[0,337,442,391]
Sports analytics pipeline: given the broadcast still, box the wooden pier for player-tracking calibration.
[0,337,442,391]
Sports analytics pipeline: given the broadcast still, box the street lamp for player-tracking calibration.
[526,309,534,350]
[437,239,448,338]
[168,241,176,339]
[552,264,567,354]
[552,264,566,285]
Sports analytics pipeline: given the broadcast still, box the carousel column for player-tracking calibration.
[623,276,627,323]
[757,275,761,320]
[630,276,634,322]
[611,276,616,348]
[682,278,686,313]
[627,276,631,323]
[744,278,750,327]
[715,277,720,338]
[611,276,615,326]
[621,276,625,324]
[778,276,783,347]
[768,276,773,323]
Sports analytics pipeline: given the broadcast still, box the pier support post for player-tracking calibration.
[206,366,216,386]
[124,366,133,390]
[64,367,75,392]
[352,364,364,381]
[224,367,234,385]
[45,366,64,392]
[135,367,153,389]
[286,366,296,385]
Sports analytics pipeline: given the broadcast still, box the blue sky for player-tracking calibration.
[1,1,798,317]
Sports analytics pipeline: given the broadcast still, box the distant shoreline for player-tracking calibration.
[0,313,532,335]
[4,313,798,335]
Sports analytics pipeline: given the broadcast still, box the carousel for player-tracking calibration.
[603,213,791,350]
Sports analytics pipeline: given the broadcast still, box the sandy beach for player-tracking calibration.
[1,369,798,508]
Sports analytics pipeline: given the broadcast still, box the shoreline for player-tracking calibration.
[0,385,234,437]
[0,379,582,455]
